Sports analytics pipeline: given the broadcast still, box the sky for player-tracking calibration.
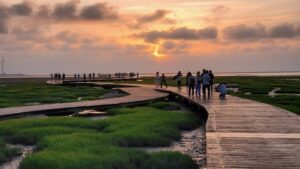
[0,0,300,74]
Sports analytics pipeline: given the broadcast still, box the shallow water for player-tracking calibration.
[140,126,206,168]
[0,145,34,169]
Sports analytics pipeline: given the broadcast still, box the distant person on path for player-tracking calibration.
[160,73,168,88]
[83,73,86,81]
[88,73,92,80]
[176,71,182,90]
[188,72,195,97]
[92,73,95,80]
[218,83,227,99]
[62,73,66,81]
[202,70,211,98]
[186,71,191,91]
[196,71,202,97]
[155,72,160,88]
[58,73,61,80]
[77,74,80,80]
[209,70,215,92]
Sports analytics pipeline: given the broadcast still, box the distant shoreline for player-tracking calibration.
[2,71,300,78]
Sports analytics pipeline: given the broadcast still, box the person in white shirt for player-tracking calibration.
[219,83,227,99]
[202,70,211,98]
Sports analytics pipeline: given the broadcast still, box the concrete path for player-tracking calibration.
[159,86,300,169]
[0,84,168,118]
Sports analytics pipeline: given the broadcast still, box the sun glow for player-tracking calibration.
[152,45,164,58]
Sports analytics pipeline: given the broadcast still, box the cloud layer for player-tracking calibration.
[137,27,218,43]
[137,23,300,43]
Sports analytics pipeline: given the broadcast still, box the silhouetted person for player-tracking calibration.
[62,73,66,81]
[202,70,211,98]
[188,72,195,97]
[77,74,80,80]
[176,71,182,90]
[83,73,86,81]
[155,72,160,88]
[186,72,190,88]
[209,70,214,92]
[196,71,202,97]
[58,73,61,80]
[92,73,95,80]
[160,74,167,88]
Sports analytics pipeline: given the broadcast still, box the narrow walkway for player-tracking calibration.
[0,84,168,118]
[1,83,299,168]
[159,86,300,169]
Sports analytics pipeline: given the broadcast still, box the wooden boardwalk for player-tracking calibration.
[0,84,168,118]
[0,82,299,168]
[159,86,300,169]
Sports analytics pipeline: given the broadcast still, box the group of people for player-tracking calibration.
[51,72,140,81]
[51,73,66,81]
[155,70,226,99]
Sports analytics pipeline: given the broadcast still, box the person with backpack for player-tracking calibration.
[188,72,195,97]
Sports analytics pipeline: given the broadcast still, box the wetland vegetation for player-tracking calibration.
[0,102,201,169]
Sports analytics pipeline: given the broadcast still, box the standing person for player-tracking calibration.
[88,73,92,80]
[186,72,191,91]
[155,72,160,88]
[176,71,182,90]
[92,73,95,80]
[196,71,202,97]
[188,72,195,97]
[77,74,80,80]
[209,70,215,92]
[202,70,211,98]
[83,73,86,81]
[160,73,168,88]
[62,73,66,81]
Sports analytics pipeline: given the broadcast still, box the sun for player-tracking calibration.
[152,45,164,58]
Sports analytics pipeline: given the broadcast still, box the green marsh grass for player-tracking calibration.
[0,139,19,164]
[0,105,200,169]
[0,82,109,108]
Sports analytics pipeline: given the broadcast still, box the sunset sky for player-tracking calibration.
[1,0,300,74]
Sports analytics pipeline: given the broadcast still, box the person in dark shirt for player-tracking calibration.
[188,72,195,97]
[209,70,215,92]
[160,74,168,88]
